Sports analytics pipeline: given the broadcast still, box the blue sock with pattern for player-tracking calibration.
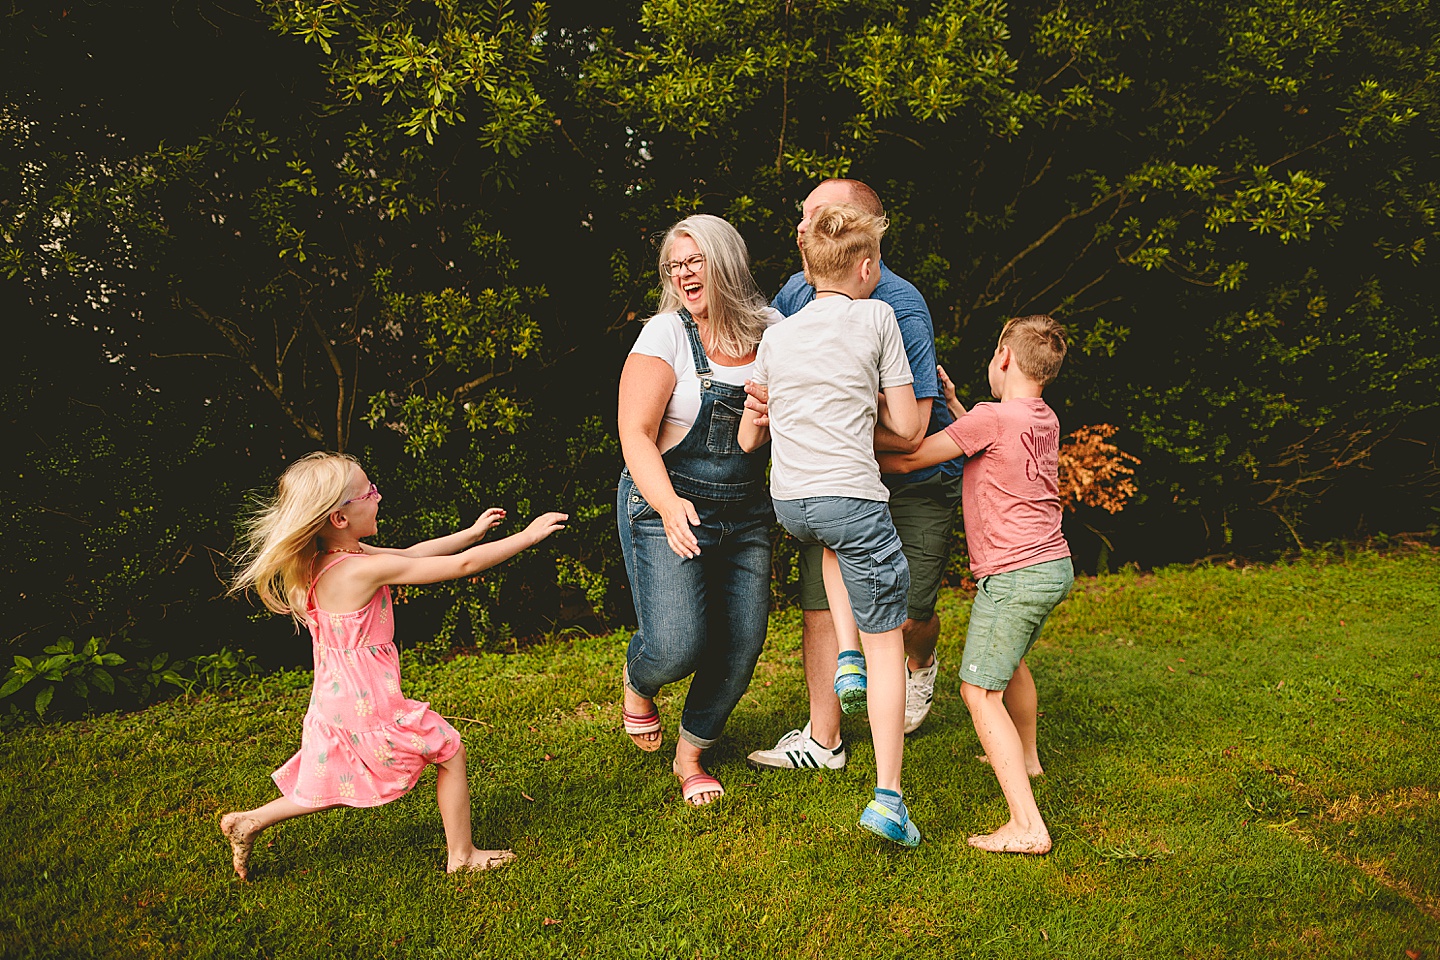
[837,649,866,671]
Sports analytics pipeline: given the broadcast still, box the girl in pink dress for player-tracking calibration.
[221,451,567,879]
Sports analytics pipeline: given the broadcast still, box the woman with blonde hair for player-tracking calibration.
[616,214,781,805]
[220,451,566,879]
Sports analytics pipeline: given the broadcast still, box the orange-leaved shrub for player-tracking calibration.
[1058,424,1140,514]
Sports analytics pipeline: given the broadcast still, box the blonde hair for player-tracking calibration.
[800,202,889,284]
[230,451,359,623]
[656,214,772,357]
[998,315,1068,386]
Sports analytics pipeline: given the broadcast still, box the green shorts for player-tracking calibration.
[798,470,962,622]
[961,557,1074,690]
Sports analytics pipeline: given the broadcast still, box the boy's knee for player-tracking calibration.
[960,680,1000,709]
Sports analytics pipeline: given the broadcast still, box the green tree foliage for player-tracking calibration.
[3,0,1437,705]
[580,0,1439,542]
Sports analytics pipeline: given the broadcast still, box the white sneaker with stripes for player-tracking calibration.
[745,722,847,771]
[904,656,939,734]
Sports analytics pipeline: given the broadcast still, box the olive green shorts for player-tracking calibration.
[798,470,962,622]
[961,557,1074,690]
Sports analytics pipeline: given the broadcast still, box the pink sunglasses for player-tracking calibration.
[342,482,381,506]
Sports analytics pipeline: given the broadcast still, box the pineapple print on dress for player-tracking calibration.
[270,554,463,808]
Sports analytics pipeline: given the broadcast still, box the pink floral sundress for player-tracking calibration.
[272,553,461,807]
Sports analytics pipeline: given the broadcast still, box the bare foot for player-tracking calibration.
[975,754,1045,778]
[220,812,263,881]
[448,848,516,874]
[672,759,723,806]
[967,820,1052,855]
[622,682,662,752]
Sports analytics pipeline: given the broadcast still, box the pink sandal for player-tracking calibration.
[622,667,662,752]
[678,772,725,806]
[622,706,663,752]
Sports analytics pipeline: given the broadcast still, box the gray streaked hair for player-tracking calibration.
[656,214,771,357]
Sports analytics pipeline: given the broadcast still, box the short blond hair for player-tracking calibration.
[998,315,1068,386]
[800,202,889,284]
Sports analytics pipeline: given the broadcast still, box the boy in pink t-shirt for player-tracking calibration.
[879,315,1073,856]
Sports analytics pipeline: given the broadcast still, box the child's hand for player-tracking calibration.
[936,364,966,419]
[469,507,506,539]
[525,512,569,545]
[744,379,770,427]
[937,364,957,403]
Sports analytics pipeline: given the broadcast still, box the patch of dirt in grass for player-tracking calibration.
[753,657,789,678]
[1298,925,1337,950]
[1057,868,1110,895]
[1319,786,1435,823]
[885,903,943,938]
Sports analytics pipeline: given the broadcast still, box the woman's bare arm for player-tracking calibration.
[617,353,701,558]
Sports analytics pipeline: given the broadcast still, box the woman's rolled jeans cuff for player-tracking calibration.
[772,496,910,634]
[619,673,720,749]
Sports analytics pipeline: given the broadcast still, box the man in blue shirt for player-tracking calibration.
[747,179,965,772]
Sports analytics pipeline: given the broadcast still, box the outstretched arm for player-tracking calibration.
[365,508,508,558]
[877,430,963,476]
[336,513,569,604]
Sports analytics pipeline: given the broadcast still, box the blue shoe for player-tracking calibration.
[858,799,922,848]
[833,656,868,715]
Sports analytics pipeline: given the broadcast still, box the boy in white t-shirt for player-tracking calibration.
[739,203,924,847]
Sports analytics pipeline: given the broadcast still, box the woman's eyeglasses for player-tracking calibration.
[660,253,706,277]
[342,482,381,506]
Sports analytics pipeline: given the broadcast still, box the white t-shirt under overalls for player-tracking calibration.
[628,309,784,449]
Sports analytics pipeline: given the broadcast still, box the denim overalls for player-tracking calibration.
[617,310,773,750]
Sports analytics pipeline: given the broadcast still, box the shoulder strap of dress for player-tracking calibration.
[676,308,712,378]
[306,552,358,609]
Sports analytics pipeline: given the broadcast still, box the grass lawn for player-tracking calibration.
[1,549,1437,959]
